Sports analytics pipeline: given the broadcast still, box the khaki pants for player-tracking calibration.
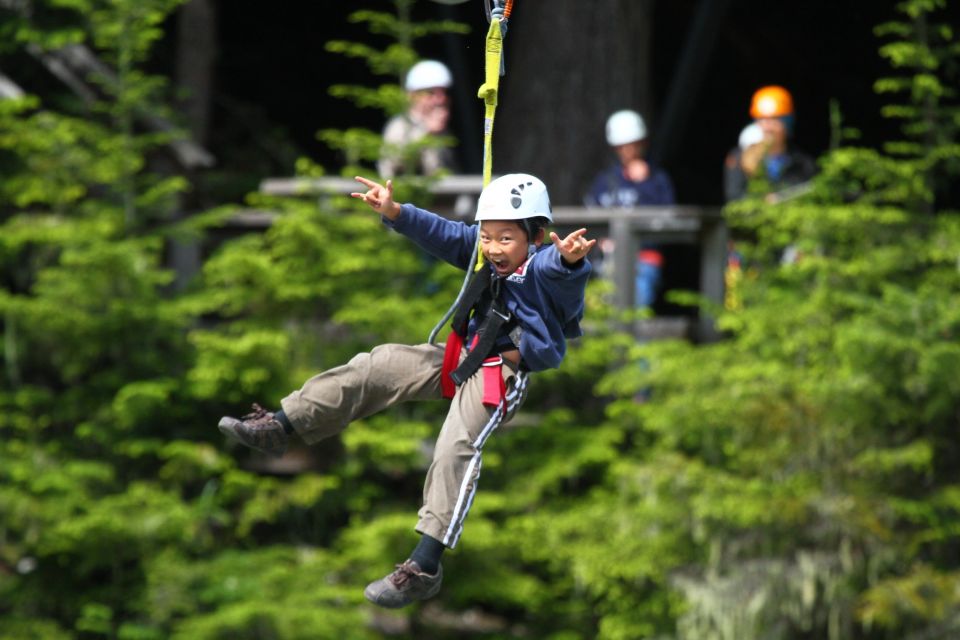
[280,342,529,548]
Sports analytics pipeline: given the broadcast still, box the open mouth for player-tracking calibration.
[490,258,512,274]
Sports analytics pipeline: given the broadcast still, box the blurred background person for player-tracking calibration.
[723,85,816,203]
[585,109,675,309]
[378,59,458,178]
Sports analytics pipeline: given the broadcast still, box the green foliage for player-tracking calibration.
[873,0,960,204]
[142,547,373,640]
[562,2,960,637]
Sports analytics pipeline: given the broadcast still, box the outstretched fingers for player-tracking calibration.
[550,228,597,261]
[350,176,401,219]
[353,175,379,190]
[350,176,392,209]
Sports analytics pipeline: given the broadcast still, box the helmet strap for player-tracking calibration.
[520,220,533,240]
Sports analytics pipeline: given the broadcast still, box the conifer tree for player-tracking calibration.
[555,1,960,637]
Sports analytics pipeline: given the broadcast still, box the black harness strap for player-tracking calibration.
[451,267,493,338]
[448,268,512,386]
[450,300,510,385]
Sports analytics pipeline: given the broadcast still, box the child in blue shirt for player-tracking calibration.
[218,173,595,608]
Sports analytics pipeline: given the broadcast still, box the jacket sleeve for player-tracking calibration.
[382,203,477,270]
[512,246,591,371]
[659,171,677,205]
[584,168,612,207]
[723,148,748,202]
[532,245,591,324]
[584,175,603,206]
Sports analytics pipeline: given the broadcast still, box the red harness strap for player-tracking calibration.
[441,333,506,407]
[481,356,506,407]
[441,331,463,399]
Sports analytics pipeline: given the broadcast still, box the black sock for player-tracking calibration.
[410,534,445,575]
[273,409,294,435]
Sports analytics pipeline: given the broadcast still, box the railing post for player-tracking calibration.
[698,215,727,341]
[610,214,636,310]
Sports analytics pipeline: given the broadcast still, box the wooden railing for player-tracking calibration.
[260,174,487,199]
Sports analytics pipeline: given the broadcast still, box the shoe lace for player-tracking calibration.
[389,561,422,588]
[241,403,274,425]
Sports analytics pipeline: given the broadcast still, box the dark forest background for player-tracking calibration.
[148,0,918,206]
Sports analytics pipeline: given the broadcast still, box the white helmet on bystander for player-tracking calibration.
[605,109,647,146]
[404,60,453,92]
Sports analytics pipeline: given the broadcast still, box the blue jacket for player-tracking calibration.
[585,163,676,207]
[384,204,591,372]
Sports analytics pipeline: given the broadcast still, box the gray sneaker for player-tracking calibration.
[218,404,289,457]
[363,560,443,608]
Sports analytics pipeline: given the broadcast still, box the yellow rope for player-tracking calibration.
[474,16,503,271]
[478,17,502,186]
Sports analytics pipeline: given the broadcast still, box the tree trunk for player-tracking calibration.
[493,0,654,205]
[172,0,218,289]
[176,0,217,147]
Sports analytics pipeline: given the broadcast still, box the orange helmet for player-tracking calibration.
[749,85,794,118]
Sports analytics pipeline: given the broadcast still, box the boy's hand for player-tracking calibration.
[351,176,402,220]
[549,228,597,264]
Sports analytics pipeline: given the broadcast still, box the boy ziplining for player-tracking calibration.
[219,173,596,607]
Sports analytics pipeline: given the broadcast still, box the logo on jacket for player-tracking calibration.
[507,256,532,283]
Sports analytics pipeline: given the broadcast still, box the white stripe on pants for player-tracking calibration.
[420,367,528,548]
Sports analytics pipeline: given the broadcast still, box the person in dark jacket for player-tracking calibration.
[585,109,675,308]
[217,173,595,609]
[724,85,816,203]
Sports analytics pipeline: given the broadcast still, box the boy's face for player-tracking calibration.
[479,220,541,277]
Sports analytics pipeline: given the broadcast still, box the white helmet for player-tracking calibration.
[738,122,764,150]
[404,60,453,92]
[605,109,647,146]
[475,174,552,223]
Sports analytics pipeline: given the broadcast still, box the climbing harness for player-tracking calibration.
[439,266,518,403]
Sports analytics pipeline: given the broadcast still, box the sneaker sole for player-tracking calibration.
[364,585,440,609]
[363,568,443,608]
[217,417,287,457]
